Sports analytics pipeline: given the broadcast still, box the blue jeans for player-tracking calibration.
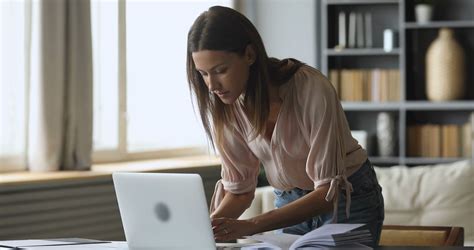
[274,160,384,247]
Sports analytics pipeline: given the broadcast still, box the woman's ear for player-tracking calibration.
[245,44,256,65]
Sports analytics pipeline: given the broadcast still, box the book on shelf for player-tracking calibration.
[328,69,340,95]
[429,124,442,158]
[407,120,473,158]
[348,12,356,48]
[329,69,400,102]
[442,124,459,157]
[338,11,346,48]
[387,70,400,102]
[339,69,351,101]
[462,120,472,158]
[364,12,372,48]
[379,70,389,102]
[407,125,420,157]
[421,125,430,157]
[352,70,364,101]
[341,69,361,101]
[245,223,372,250]
[370,70,380,102]
[362,70,370,101]
[336,11,372,50]
[356,12,365,48]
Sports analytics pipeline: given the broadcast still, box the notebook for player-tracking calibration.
[112,172,217,250]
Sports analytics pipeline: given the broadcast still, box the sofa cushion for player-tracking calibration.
[374,160,473,246]
[240,186,275,220]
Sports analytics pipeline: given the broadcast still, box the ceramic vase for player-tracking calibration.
[426,28,465,101]
[377,112,395,157]
[415,4,433,24]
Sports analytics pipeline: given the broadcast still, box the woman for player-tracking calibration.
[186,6,384,247]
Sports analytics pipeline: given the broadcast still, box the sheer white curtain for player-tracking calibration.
[0,0,29,172]
[0,0,93,173]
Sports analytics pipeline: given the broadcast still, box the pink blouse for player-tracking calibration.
[210,65,368,220]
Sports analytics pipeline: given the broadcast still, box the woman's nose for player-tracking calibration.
[207,75,220,91]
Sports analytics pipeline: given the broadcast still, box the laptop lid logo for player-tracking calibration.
[154,202,171,222]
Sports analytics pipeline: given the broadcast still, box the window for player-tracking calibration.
[91,0,232,162]
[91,0,119,152]
[0,0,28,172]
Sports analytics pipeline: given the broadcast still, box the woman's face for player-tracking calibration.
[192,47,254,104]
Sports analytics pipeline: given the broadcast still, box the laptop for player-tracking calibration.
[112,172,216,250]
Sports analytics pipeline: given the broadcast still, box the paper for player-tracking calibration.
[19,242,128,250]
[246,233,299,250]
[246,224,372,250]
[0,239,111,249]
[0,240,77,248]
[217,242,278,250]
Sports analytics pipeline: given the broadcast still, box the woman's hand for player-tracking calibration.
[211,217,258,242]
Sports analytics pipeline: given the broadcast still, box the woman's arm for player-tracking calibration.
[250,183,332,233]
[210,190,255,219]
[212,183,332,241]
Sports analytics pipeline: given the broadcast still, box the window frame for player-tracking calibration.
[92,0,233,163]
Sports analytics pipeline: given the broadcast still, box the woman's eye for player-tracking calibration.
[199,71,208,76]
[215,68,227,74]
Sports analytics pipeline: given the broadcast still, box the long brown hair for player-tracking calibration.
[186,6,303,149]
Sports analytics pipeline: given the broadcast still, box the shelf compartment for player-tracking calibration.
[325,48,400,56]
[346,111,400,157]
[326,4,399,49]
[330,68,401,102]
[405,21,474,29]
[405,0,474,23]
[405,111,473,159]
[405,28,474,100]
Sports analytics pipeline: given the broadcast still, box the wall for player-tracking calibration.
[238,0,320,68]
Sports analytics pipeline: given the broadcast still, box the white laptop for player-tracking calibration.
[112,172,216,250]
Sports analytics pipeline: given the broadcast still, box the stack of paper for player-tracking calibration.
[246,223,372,250]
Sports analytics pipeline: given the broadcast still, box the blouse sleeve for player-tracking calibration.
[209,123,260,213]
[298,68,354,222]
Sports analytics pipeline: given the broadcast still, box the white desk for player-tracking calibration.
[0,241,262,249]
[0,241,128,249]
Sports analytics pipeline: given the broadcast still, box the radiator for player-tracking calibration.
[0,167,220,241]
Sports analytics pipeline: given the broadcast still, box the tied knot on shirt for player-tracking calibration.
[324,174,354,223]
